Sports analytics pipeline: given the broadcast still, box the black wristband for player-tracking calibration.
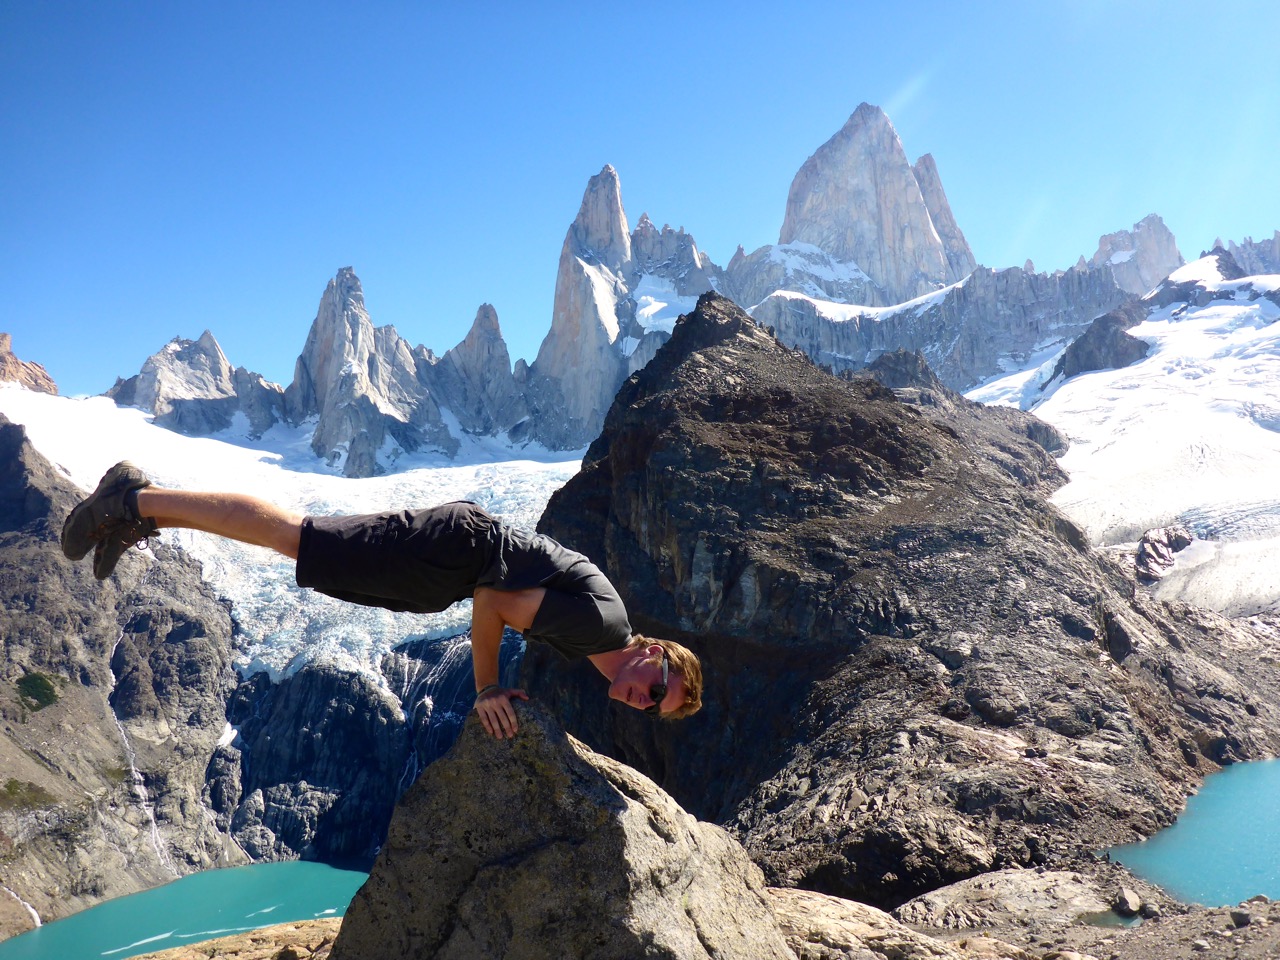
[475,683,500,698]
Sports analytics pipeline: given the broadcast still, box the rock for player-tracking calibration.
[912,153,978,284]
[767,887,972,959]
[210,664,409,864]
[750,261,1130,393]
[893,869,1111,930]
[1231,908,1254,927]
[524,166,632,450]
[524,292,1280,908]
[778,103,961,303]
[1043,301,1151,389]
[107,330,287,438]
[128,918,340,960]
[330,700,794,960]
[0,334,56,394]
[1135,525,1195,583]
[427,304,528,437]
[1089,214,1184,296]
[1115,887,1142,916]
[285,267,458,476]
[1227,231,1280,276]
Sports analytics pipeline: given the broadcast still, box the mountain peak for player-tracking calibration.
[569,165,631,272]
[779,104,954,302]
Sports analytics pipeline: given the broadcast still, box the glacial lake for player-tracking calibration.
[1109,757,1280,905]
[0,861,367,960]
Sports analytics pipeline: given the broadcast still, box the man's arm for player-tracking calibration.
[470,587,542,739]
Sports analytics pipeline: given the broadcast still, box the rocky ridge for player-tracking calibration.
[524,293,1280,910]
[103,105,1204,467]
[0,334,56,395]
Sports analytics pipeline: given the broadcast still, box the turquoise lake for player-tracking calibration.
[1109,757,1280,906]
[0,861,367,960]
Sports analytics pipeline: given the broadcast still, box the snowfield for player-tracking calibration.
[969,257,1280,616]
[0,386,580,679]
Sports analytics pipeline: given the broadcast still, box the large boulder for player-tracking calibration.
[331,700,795,960]
[523,292,1280,909]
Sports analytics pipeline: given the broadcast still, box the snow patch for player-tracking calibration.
[0,385,580,680]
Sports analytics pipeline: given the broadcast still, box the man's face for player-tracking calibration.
[608,646,684,716]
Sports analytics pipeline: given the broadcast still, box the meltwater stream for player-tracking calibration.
[0,861,367,960]
[1108,758,1280,905]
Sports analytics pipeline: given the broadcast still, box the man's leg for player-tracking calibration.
[136,489,304,559]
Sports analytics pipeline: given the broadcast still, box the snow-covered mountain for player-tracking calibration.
[0,384,578,678]
[969,251,1280,616]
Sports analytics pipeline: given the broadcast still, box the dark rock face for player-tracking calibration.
[207,665,408,864]
[523,293,1280,908]
[331,701,794,960]
[1136,525,1195,583]
[1045,300,1151,386]
[0,417,239,932]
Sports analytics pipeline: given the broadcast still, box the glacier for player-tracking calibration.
[969,257,1280,616]
[0,386,580,679]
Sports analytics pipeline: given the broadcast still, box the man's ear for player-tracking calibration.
[646,643,664,658]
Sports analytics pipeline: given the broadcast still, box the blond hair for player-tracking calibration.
[629,634,703,719]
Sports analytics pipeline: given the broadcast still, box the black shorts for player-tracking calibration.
[295,501,500,614]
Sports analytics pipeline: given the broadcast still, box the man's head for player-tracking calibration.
[609,634,703,719]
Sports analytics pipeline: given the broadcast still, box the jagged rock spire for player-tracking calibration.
[568,164,632,274]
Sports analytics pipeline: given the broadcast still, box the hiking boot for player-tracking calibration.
[92,511,159,580]
[61,462,157,575]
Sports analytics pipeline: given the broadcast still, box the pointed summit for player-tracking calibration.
[911,153,976,281]
[569,164,631,273]
[779,103,953,303]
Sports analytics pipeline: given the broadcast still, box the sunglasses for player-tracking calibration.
[644,654,670,717]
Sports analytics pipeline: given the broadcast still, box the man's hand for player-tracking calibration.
[474,686,530,739]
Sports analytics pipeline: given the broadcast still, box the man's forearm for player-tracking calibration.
[469,590,505,691]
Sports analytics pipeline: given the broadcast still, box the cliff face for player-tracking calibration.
[778,103,968,303]
[0,417,241,936]
[1089,214,1184,296]
[0,335,56,395]
[751,261,1131,392]
[524,293,1280,907]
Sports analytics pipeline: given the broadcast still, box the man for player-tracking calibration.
[61,462,703,738]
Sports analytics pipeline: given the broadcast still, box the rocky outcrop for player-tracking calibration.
[777,103,966,304]
[751,261,1130,392]
[285,268,458,476]
[524,293,1280,910]
[0,419,241,936]
[107,330,286,437]
[862,349,1069,481]
[1089,214,1184,296]
[1135,525,1195,583]
[331,701,796,960]
[0,334,56,395]
[523,166,633,450]
[1043,301,1150,387]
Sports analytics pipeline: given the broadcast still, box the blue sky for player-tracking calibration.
[3,1,1279,397]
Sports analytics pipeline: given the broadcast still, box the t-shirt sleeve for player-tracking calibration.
[526,576,632,659]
